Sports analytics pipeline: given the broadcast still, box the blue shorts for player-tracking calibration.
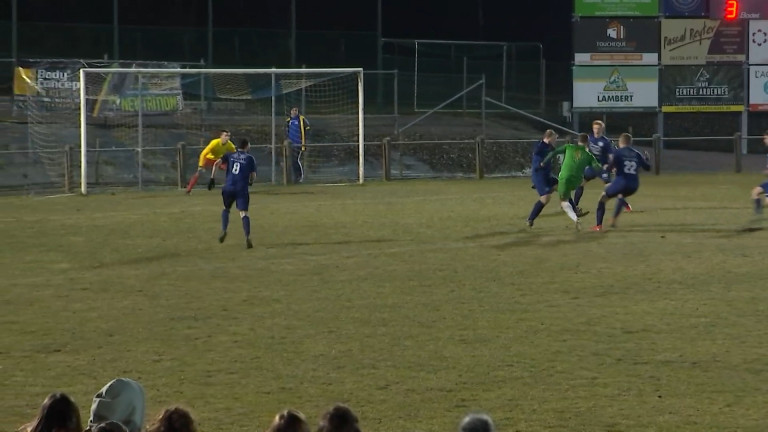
[584,166,610,184]
[604,177,638,199]
[760,181,768,195]
[532,172,558,196]
[222,187,249,211]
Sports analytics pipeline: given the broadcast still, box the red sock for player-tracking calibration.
[186,172,200,192]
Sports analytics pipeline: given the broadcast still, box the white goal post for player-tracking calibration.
[78,67,365,194]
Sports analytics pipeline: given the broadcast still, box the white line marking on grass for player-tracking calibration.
[35,193,76,200]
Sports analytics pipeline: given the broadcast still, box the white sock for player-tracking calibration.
[561,201,578,222]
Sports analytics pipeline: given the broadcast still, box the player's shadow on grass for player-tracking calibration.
[462,214,570,241]
[463,230,517,240]
[91,251,183,269]
[735,226,765,233]
[653,205,744,211]
[489,230,604,250]
[267,238,400,248]
[615,222,765,236]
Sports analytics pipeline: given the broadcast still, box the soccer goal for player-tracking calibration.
[78,68,364,194]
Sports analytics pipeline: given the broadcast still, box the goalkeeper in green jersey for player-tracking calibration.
[539,133,601,230]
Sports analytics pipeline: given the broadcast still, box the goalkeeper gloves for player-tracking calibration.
[207,178,215,190]
[600,172,610,182]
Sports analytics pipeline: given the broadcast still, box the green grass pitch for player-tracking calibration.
[2,174,768,432]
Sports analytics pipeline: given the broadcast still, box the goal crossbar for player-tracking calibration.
[78,67,363,74]
[78,67,365,194]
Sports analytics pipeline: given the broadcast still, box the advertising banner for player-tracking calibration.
[13,60,183,115]
[575,0,659,16]
[14,60,83,111]
[574,19,660,65]
[662,0,707,16]
[661,19,745,64]
[749,66,768,111]
[660,65,744,112]
[92,72,184,116]
[573,66,659,110]
[749,20,768,64]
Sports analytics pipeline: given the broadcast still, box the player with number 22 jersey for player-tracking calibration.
[593,133,650,231]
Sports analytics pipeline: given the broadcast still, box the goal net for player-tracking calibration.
[78,68,364,194]
[10,59,191,192]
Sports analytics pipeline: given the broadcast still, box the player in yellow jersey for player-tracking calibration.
[185,129,236,194]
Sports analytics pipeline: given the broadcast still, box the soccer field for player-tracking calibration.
[2,174,767,432]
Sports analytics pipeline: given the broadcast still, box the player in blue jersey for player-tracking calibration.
[573,120,632,213]
[592,133,650,231]
[208,139,258,248]
[527,130,584,227]
[749,131,768,214]
[526,130,558,227]
[285,107,310,183]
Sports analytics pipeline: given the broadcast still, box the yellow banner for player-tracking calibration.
[13,67,38,96]
[661,105,744,112]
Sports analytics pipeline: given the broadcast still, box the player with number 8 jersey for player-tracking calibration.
[592,133,650,231]
[209,139,257,248]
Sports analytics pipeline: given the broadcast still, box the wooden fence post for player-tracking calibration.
[63,145,72,193]
[652,134,661,176]
[382,137,391,181]
[282,140,290,185]
[475,136,485,179]
[177,142,186,189]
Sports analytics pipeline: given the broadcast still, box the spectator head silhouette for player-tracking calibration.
[316,404,360,432]
[91,421,129,432]
[267,409,310,432]
[146,407,197,432]
[458,413,495,432]
[88,378,145,432]
[19,392,82,432]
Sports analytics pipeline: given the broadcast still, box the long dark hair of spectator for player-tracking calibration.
[146,407,197,432]
[19,393,82,432]
[316,404,360,432]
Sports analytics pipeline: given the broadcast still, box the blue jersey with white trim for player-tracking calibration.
[612,146,650,183]
[222,150,256,192]
[588,134,613,166]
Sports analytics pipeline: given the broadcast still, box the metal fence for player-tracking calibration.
[382,39,545,112]
[0,22,379,69]
[0,22,565,113]
[2,135,764,194]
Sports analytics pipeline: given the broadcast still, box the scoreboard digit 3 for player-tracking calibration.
[710,0,768,20]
